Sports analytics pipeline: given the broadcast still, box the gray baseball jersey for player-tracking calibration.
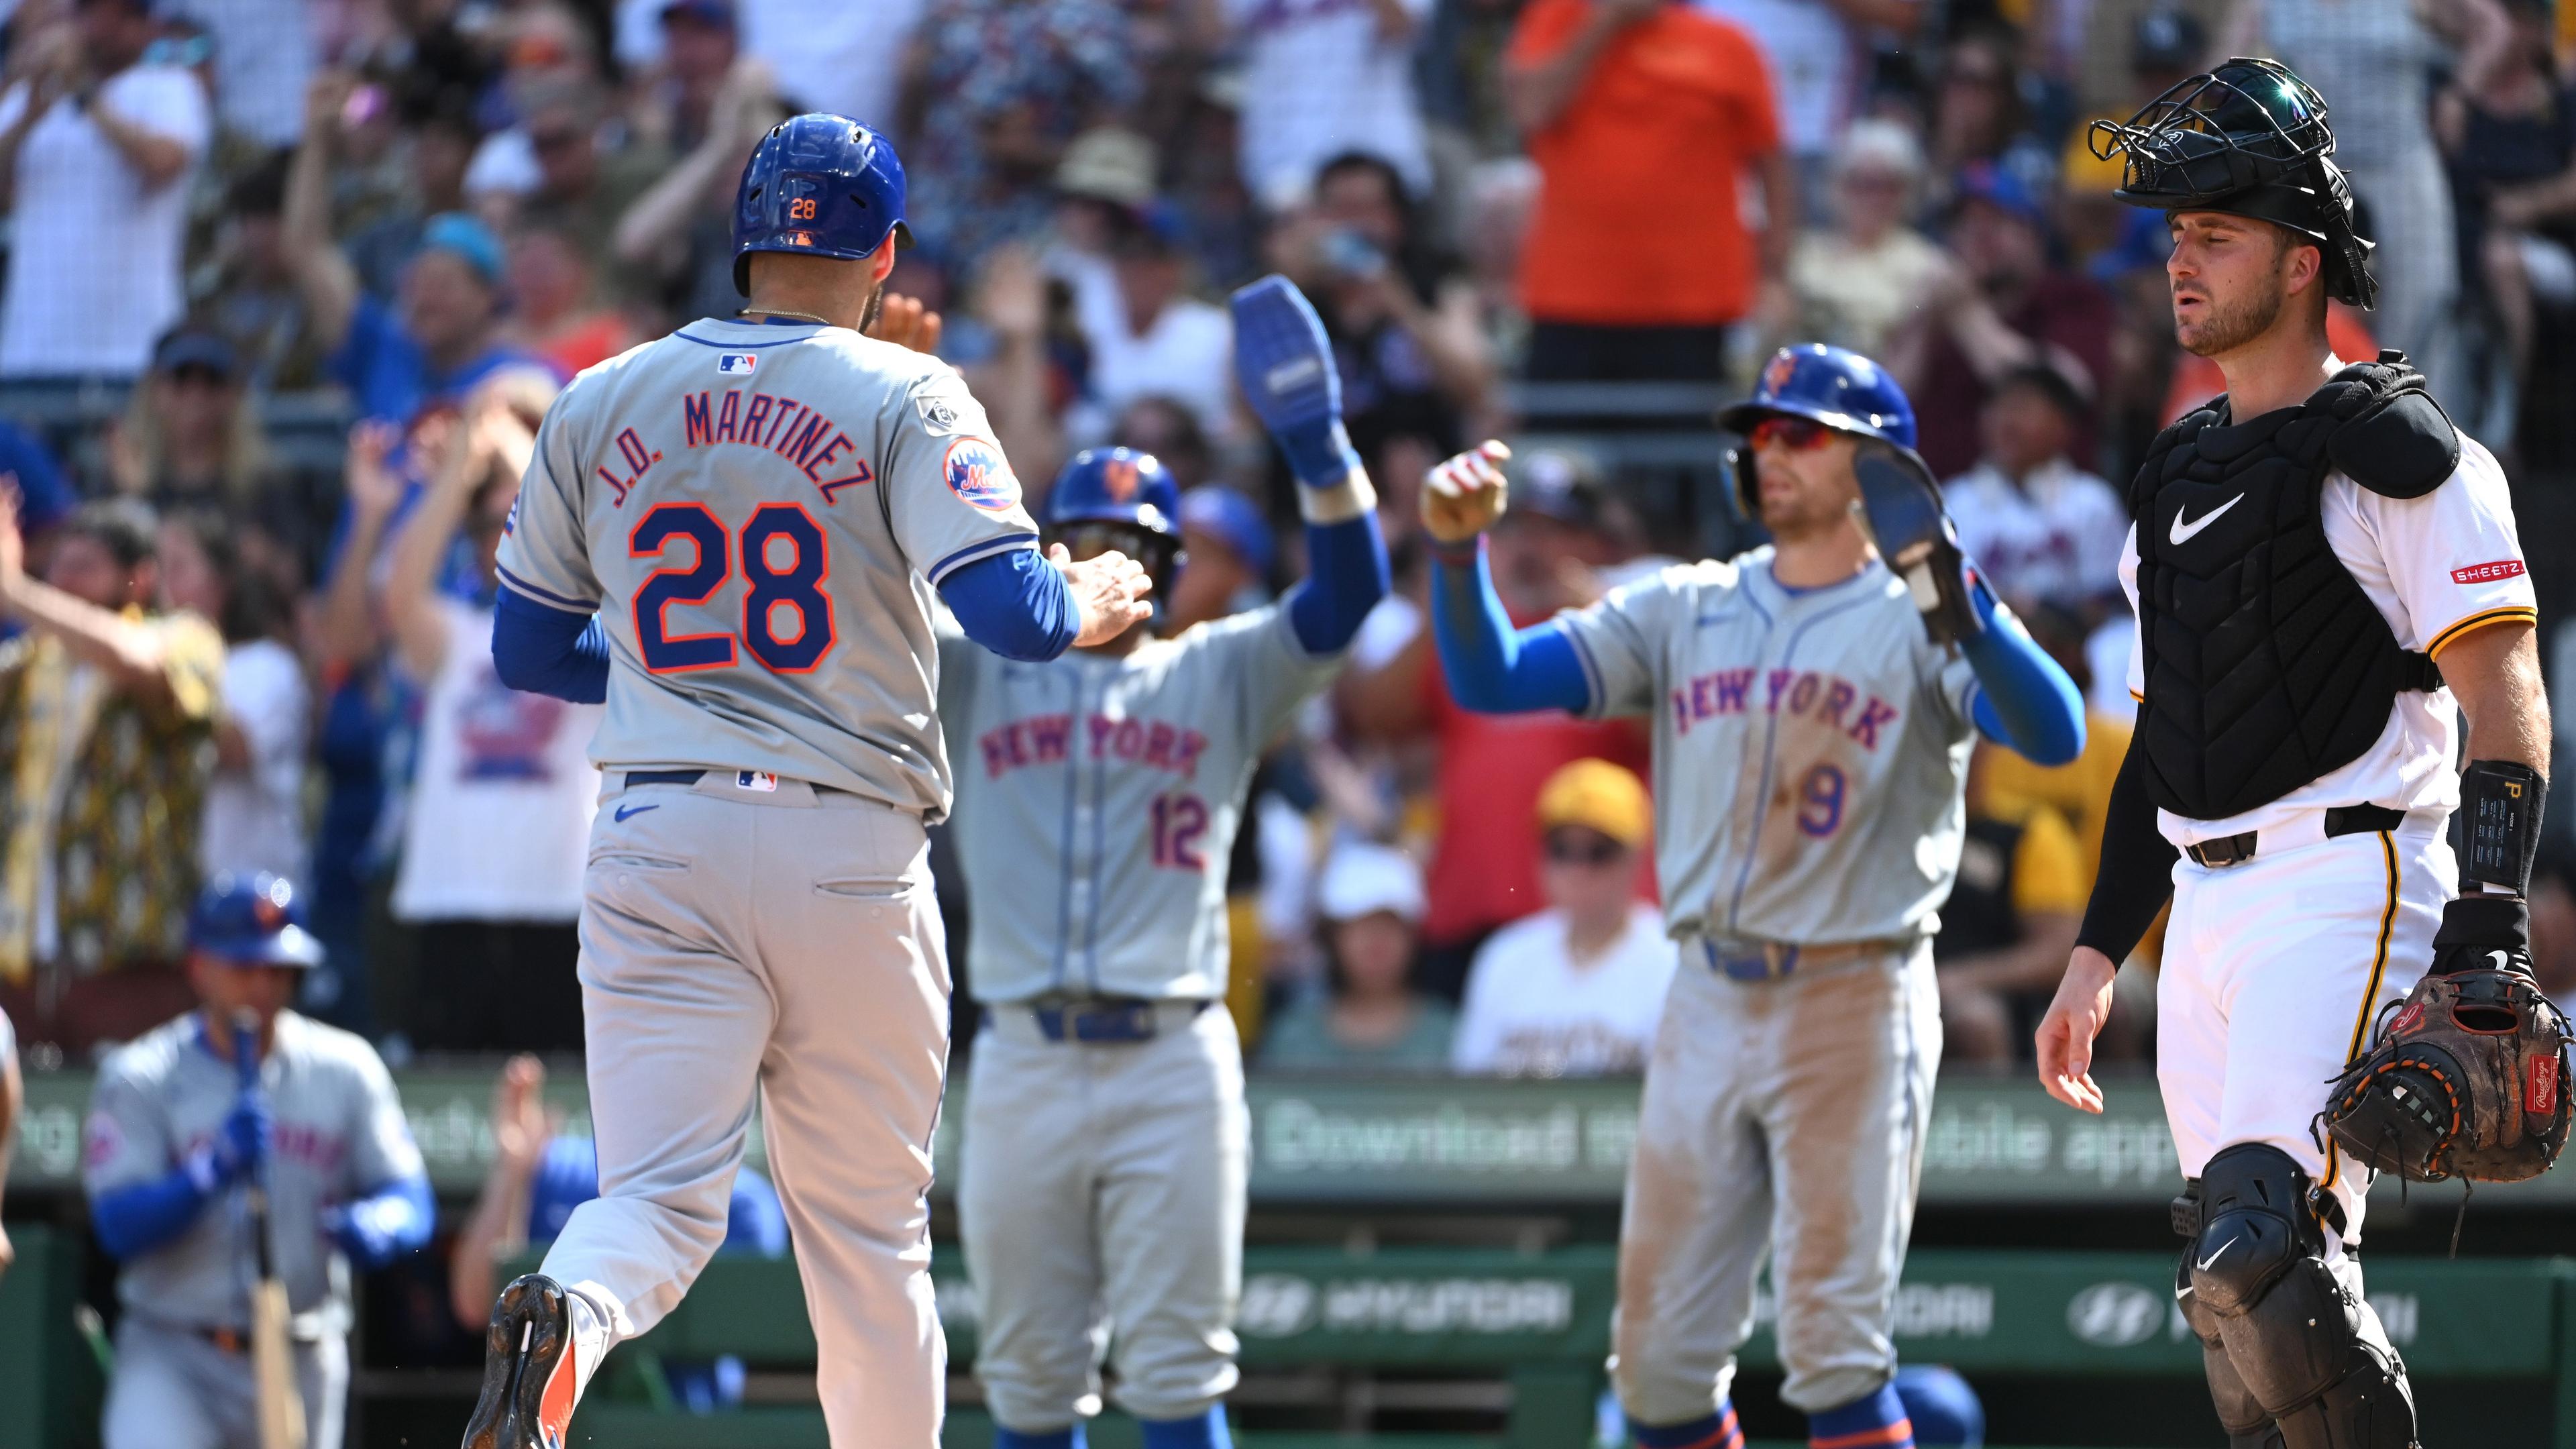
[496,318,1044,820]
[1554,549,1981,945]
[940,602,1341,1002]
[82,1012,423,1336]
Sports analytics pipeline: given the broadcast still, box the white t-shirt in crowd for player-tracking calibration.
[1942,457,2129,613]
[1071,272,1237,445]
[1452,903,1679,1077]
[200,639,311,883]
[2120,432,2539,847]
[0,64,209,378]
[1223,0,1433,207]
[1691,0,1905,157]
[391,598,602,923]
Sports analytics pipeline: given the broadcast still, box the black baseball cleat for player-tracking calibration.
[462,1273,581,1449]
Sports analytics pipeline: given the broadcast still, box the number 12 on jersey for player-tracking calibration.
[1152,794,1209,870]
[630,501,837,675]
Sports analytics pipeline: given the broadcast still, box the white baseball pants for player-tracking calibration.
[2157,815,2453,1246]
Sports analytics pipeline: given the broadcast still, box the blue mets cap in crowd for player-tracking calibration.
[419,212,507,288]
[1953,158,2048,229]
[1177,486,1275,576]
[189,873,324,969]
[659,0,736,28]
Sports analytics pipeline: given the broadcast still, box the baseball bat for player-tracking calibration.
[233,1010,306,1449]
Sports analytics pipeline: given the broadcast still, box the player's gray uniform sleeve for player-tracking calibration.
[342,1044,424,1190]
[1555,568,1696,719]
[1225,603,1347,745]
[883,370,1043,586]
[494,403,603,613]
[1924,633,1982,744]
[82,1048,172,1194]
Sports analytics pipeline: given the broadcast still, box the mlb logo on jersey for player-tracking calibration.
[735,770,780,792]
[944,437,1022,513]
[717,353,757,375]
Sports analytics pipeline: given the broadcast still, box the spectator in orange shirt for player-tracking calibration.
[1502,0,1795,382]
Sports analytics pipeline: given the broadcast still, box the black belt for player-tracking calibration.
[2184,804,2408,869]
[1030,998,1210,1043]
[626,769,706,788]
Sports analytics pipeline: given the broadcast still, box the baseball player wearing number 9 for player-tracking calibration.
[1422,346,2084,1449]
[941,276,1390,1449]
[2039,61,2556,1449]
[462,113,1154,1448]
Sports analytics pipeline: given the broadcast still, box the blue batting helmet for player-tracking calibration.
[188,873,323,969]
[1044,448,1182,537]
[1720,343,1918,515]
[732,113,912,297]
[1044,448,1185,594]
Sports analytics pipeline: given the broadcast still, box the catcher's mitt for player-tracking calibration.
[1850,443,1980,645]
[2320,963,2573,1185]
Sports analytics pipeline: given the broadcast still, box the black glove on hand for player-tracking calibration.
[2432,894,2534,977]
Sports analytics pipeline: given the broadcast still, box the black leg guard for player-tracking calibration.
[2188,1144,2418,1449]
[2175,1183,2278,1449]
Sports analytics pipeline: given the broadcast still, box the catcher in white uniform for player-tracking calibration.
[945,278,1389,1449]
[1419,342,2086,1449]
[462,114,1152,1448]
[2040,60,2558,1449]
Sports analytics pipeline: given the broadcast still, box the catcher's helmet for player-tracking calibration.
[2088,57,2376,307]
[732,113,913,297]
[1044,447,1186,590]
[1719,344,1917,516]
[189,873,323,969]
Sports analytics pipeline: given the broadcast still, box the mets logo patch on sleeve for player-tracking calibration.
[717,353,757,374]
[943,437,1021,513]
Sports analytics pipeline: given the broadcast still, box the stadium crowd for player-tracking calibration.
[0,0,2571,1090]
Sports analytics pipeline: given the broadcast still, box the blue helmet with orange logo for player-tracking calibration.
[1720,343,1918,516]
[732,113,912,297]
[188,873,323,969]
[1043,447,1185,593]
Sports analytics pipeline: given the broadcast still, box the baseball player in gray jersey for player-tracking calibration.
[945,276,1390,1449]
[83,874,432,1449]
[464,115,1152,1448]
[1423,345,2086,1449]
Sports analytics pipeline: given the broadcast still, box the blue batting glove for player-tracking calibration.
[320,1197,411,1267]
[1230,274,1362,488]
[189,1095,271,1191]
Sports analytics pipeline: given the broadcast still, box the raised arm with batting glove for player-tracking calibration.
[1229,275,1392,653]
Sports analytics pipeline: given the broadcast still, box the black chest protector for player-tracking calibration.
[2129,352,2460,822]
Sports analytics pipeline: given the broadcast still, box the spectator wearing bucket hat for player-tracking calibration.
[1453,759,1676,1078]
[1260,842,1456,1073]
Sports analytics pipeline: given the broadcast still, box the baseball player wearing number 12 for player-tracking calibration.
[1424,346,2085,1449]
[943,276,1389,1449]
[461,114,1153,1448]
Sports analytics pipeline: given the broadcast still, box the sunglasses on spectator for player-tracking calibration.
[1747,416,1834,452]
[1544,830,1629,867]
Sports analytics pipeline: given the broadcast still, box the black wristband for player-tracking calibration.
[2461,759,2546,895]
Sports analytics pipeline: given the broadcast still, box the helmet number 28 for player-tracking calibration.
[631,502,837,675]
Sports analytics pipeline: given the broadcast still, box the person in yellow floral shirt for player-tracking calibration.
[0,496,223,1057]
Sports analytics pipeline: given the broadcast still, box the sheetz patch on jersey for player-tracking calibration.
[945,437,1021,513]
[2453,559,2528,584]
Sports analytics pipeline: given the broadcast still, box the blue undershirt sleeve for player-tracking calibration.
[492,587,610,704]
[331,1173,435,1269]
[1963,578,2087,765]
[1284,513,1391,655]
[939,547,1079,663]
[1428,545,1593,716]
[91,1167,212,1261]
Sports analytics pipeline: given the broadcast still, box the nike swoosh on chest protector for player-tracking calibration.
[2169,492,2247,546]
